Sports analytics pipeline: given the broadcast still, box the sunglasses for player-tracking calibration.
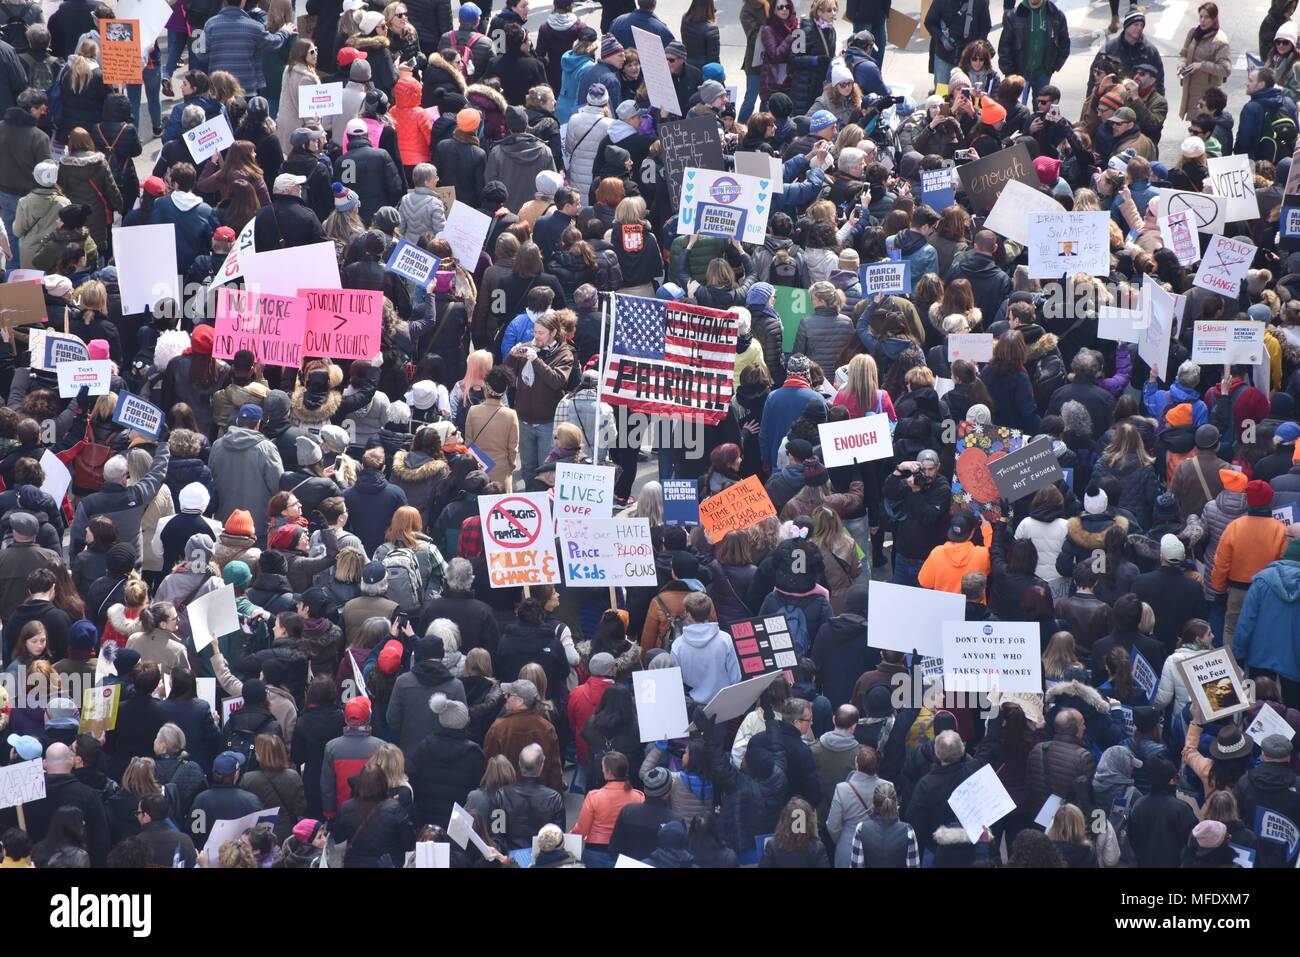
[775,4,791,9]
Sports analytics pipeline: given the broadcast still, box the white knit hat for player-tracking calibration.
[1083,485,1109,515]
[33,161,58,188]
[1277,21,1298,45]
[830,61,853,86]
[1181,136,1205,158]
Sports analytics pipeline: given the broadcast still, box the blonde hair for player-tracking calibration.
[1047,803,1092,847]
[1042,631,1080,677]
[368,741,409,788]
[806,199,837,226]
[553,422,582,451]
[123,578,150,609]
[219,840,257,868]
[810,506,853,562]
[1139,601,1156,635]
[614,195,647,225]
[905,365,936,388]
[843,353,879,411]
[76,279,108,314]
[122,757,160,797]
[68,43,98,93]
[810,0,837,20]
[334,547,364,583]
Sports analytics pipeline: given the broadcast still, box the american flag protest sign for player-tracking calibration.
[600,294,738,424]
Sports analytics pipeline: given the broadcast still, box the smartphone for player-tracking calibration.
[938,102,953,117]
[395,611,409,632]
[954,148,976,161]
[852,204,865,220]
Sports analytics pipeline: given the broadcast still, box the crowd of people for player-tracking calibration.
[0,0,1296,872]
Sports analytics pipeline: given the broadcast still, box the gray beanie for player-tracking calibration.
[429,691,470,730]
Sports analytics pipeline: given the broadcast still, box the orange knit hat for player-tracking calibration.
[1164,403,1194,427]
[1219,468,1248,493]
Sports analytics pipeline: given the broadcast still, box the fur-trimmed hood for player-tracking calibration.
[1044,678,1111,716]
[425,52,466,92]
[1025,331,1060,363]
[347,33,391,51]
[105,604,143,636]
[1064,514,1127,550]
[59,150,108,168]
[466,82,508,116]
[391,449,449,483]
[289,383,342,425]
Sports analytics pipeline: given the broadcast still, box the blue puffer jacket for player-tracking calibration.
[556,50,594,124]
[1143,379,1209,428]
[886,229,939,293]
[1234,559,1300,682]
[148,192,221,275]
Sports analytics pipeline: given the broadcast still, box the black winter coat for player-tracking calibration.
[291,704,345,819]
[406,0,452,53]
[710,718,788,853]
[409,727,486,826]
[998,0,1070,78]
[434,134,487,209]
[417,591,500,657]
[334,796,415,867]
[788,18,837,115]
[252,194,326,251]
[905,754,978,855]
[925,0,991,71]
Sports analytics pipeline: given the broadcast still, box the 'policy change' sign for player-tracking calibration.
[478,493,560,589]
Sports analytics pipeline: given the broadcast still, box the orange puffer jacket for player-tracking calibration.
[392,76,433,167]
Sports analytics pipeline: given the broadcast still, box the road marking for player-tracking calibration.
[1153,0,1188,39]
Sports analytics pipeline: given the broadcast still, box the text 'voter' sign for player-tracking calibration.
[300,288,383,361]
[112,391,164,438]
[478,492,560,589]
[988,440,1065,502]
[818,414,894,467]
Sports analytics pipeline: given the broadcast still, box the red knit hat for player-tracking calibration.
[1233,387,1271,430]
[1246,479,1273,509]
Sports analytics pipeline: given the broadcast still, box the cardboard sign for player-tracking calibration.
[955,141,1040,214]
[817,413,894,467]
[697,474,776,541]
[553,462,614,523]
[663,478,700,525]
[1193,235,1255,297]
[947,333,994,362]
[942,620,1042,694]
[735,151,784,192]
[1161,189,1227,235]
[702,671,783,722]
[187,583,240,653]
[113,223,180,314]
[300,288,383,361]
[298,81,343,117]
[440,202,492,266]
[947,763,1017,843]
[556,517,656,587]
[867,580,964,657]
[112,391,164,439]
[0,280,47,328]
[1158,210,1200,266]
[1191,321,1265,365]
[920,165,955,212]
[100,19,142,84]
[1245,704,1297,746]
[41,331,88,368]
[676,167,772,245]
[728,614,797,678]
[56,360,112,398]
[1175,646,1251,723]
[433,185,456,214]
[386,239,439,286]
[1138,276,1175,382]
[1206,153,1259,222]
[80,683,121,733]
[478,492,561,588]
[214,287,308,368]
[659,115,725,211]
[861,260,910,294]
[632,667,691,742]
[886,8,919,47]
[632,25,680,117]
[982,178,1065,246]
[988,438,1065,502]
[1027,211,1110,278]
[39,449,71,506]
[241,241,340,298]
[183,112,234,164]
[0,758,45,810]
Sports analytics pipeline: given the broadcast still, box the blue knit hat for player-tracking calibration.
[746,281,775,306]
[459,1,481,20]
[332,181,359,212]
[702,62,725,83]
[809,109,838,132]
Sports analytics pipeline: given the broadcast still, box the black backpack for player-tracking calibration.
[1211,380,1246,458]
[223,711,277,772]
[1030,349,1067,407]
[1258,101,1298,164]
[770,246,803,287]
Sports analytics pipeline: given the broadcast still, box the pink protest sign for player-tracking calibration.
[300,288,384,361]
[214,288,307,367]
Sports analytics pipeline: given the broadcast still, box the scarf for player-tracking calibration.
[443,442,470,456]
[303,616,333,639]
[782,375,811,390]
[766,11,796,35]
[1192,20,1218,40]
